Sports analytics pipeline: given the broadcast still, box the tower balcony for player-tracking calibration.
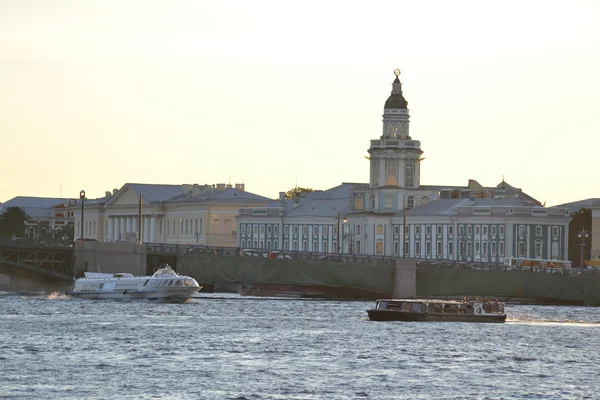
[369,139,421,150]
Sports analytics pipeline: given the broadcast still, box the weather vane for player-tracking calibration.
[394,68,400,77]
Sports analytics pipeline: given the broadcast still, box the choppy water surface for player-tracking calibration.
[1,293,600,400]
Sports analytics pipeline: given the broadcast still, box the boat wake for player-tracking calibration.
[507,316,600,326]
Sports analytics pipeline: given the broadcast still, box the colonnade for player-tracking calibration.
[106,215,160,243]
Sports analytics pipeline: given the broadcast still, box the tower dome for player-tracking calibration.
[384,69,408,110]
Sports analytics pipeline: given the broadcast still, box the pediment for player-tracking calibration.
[105,186,141,207]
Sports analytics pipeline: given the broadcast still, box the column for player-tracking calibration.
[150,216,157,243]
[119,217,126,241]
[113,218,118,242]
[143,216,150,243]
[125,216,131,234]
[107,217,113,242]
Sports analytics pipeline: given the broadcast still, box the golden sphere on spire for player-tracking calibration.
[394,68,400,77]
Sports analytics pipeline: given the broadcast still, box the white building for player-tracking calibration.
[237,70,571,262]
[74,183,271,246]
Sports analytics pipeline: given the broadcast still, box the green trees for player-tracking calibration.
[0,207,29,238]
[285,187,315,200]
[53,224,74,241]
[568,208,592,267]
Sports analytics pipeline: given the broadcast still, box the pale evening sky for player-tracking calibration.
[0,0,598,207]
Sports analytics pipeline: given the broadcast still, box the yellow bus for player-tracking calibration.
[503,257,572,273]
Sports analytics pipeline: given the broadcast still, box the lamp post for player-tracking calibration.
[335,212,347,254]
[79,190,85,239]
[578,229,590,268]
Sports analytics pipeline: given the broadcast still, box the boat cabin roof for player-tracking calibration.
[151,266,178,277]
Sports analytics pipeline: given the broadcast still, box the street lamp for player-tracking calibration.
[335,212,347,254]
[79,190,85,240]
[578,229,590,268]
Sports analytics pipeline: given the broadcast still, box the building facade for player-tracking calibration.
[73,183,271,247]
[236,70,571,262]
[0,196,75,239]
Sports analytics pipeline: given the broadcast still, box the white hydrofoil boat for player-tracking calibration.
[68,265,201,303]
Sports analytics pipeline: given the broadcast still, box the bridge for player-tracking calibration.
[1,241,600,305]
[0,243,73,291]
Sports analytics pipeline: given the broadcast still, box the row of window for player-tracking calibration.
[240,224,362,237]
[240,238,363,253]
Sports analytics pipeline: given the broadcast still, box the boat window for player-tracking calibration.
[99,284,104,289]
[444,304,458,313]
[411,302,423,313]
[143,280,149,287]
[378,301,388,309]
[176,280,183,287]
[427,303,443,313]
[402,302,412,312]
[168,280,174,286]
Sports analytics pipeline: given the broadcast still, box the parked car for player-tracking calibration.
[240,249,267,257]
[317,255,346,262]
[267,251,292,259]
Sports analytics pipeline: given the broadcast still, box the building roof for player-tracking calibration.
[127,183,184,203]
[0,196,71,218]
[384,76,408,110]
[405,197,547,217]
[282,183,358,218]
[171,187,272,204]
[554,198,600,212]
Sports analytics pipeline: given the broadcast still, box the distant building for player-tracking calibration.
[74,183,271,247]
[0,196,74,239]
[237,70,571,262]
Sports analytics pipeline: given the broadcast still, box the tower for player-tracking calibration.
[368,69,423,189]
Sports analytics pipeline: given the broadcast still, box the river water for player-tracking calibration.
[1,292,599,400]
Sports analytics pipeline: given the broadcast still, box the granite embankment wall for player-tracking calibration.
[179,254,600,305]
[177,254,397,298]
[73,242,146,277]
[417,269,600,306]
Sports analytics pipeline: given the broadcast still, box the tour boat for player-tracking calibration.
[367,298,506,323]
[68,265,201,303]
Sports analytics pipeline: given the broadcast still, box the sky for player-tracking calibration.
[0,0,599,207]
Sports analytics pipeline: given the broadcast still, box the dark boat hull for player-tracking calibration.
[367,309,506,323]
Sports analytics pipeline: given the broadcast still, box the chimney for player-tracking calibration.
[279,192,285,200]
[217,183,226,191]
[234,183,245,192]
[182,184,191,196]
[226,184,233,189]
[105,191,111,197]
[113,188,118,195]
[191,184,201,197]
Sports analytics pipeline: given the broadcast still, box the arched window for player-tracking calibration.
[536,226,542,236]
[406,195,414,209]
[386,159,397,186]
[421,196,429,205]
[385,194,393,209]
[499,225,505,236]
[405,162,414,187]
[354,195,364,210]
[376,224,384,234]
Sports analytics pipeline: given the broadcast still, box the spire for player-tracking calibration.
[384,68,408,109]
